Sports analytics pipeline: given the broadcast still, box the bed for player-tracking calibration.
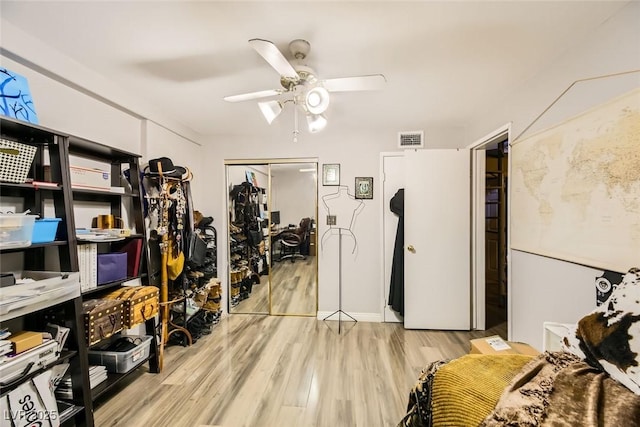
[398,267,640,427]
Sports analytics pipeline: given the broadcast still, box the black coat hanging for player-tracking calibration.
[389,188,405,316]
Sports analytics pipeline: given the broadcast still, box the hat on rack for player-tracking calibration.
[145,157,192,181]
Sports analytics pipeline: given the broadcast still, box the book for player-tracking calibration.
[50,363,70,389]
[87,243,97,289]
[78,245,86,291]
[78,244,98,291]
[45,323,70,351]
[114,238,143,277]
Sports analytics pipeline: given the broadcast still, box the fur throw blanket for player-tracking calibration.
[563,267,640,395]
[481,351,640,426]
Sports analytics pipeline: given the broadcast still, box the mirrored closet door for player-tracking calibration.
[226,160,317,316]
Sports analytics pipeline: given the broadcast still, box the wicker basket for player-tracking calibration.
[0,139,36,184]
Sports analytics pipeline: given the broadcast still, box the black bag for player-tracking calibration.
[248,230,263,247]
[187,232,207,267]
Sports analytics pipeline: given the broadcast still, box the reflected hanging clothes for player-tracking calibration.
[389,188,405,316]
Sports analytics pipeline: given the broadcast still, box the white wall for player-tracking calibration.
[227,165,268,191]
[0,55,141,153]
[271,168,316,228]
[466,2,640,349]
[143,121,206,211]
[206,124,465,319]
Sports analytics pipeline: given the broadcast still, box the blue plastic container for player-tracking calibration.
[31,218,62,243]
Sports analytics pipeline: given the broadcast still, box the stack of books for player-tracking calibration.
[0,329,12,364]
[0,340,12,358]
[89,365,108,389]
[56,365,108,399]
[78,243,98,291]
[76,228,130,241]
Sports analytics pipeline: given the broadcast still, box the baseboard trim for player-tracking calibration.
[316,311,382,323]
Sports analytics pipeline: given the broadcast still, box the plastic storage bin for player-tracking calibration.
[31,218,62,243]
[87,335,152,373]
[0,214,37,249]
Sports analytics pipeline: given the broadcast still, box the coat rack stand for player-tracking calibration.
[323,229,356,333]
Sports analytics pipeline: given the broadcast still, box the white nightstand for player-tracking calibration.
[543,322,575,352]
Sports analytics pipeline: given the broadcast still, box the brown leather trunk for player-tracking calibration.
[103,286,160,328]
[83,299,124,345]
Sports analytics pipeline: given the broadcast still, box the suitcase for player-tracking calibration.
[102,286,159,328]
[82,299,124,345]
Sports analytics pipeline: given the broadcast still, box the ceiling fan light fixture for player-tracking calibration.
[307,113,327,133]
[305,86,330,115]
[258,100,283,124]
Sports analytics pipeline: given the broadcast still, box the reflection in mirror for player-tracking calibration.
[227,164,270,314]
[269,163,317,316]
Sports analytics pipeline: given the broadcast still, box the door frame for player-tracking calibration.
[466,123,511,331]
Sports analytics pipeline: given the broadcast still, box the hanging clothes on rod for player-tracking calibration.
[389,188,405,316]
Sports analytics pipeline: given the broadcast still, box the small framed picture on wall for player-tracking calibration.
[355,177,373,199]
[322,164,340,186]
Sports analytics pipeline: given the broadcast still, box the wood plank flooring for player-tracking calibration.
[94,315,506,427]
[231,256,317,315]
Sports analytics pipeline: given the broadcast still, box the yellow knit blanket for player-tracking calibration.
[431,354,533,427]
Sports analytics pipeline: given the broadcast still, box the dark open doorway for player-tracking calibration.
[485,140,508,329]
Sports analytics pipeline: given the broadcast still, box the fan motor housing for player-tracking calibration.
[280,66,317,90]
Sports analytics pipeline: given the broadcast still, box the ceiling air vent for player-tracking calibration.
[398,131,424,149]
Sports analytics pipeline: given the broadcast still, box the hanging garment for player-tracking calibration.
[389,188,405,316]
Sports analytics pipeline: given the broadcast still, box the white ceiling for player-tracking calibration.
[0,1,628,141]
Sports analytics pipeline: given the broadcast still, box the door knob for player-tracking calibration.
[407,245,416,253]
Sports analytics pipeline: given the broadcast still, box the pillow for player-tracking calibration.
[563,267,640,394]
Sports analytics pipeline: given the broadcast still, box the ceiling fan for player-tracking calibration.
[224,38,386,138]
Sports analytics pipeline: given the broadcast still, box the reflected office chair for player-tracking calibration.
[279,218,311,263]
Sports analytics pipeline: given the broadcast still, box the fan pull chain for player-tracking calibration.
[293,101,299,143]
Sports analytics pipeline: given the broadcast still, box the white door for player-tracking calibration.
[404,149,471,330]
[381,153,405,322]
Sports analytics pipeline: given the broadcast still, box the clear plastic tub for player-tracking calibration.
[0,214,37,249]
[88,335,153,373]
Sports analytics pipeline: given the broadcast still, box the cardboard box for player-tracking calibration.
[9,331,43,354]
[470,335,540,356]
[70,165,110,190]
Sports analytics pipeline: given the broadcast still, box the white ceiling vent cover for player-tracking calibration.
[398,131,424,149]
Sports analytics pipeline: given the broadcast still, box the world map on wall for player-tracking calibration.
[511,88,640,272]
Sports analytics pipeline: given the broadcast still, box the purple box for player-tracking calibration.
[97,252,128,285]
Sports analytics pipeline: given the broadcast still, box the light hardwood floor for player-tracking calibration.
[231,256,317,315]
[94,315,506,427]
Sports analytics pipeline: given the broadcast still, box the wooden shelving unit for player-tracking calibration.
[1,117,93,426]
[65,122,160,408]
[1,117,159,426]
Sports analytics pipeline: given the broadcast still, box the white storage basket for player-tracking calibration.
[0,139,37,183]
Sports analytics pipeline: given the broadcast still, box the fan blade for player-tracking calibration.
[322,74,387,92]
[223,89,282,103]
[249,38,299,80]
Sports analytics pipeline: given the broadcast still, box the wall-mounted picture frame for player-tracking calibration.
[355,177,373,199]
[322,164,340,186]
